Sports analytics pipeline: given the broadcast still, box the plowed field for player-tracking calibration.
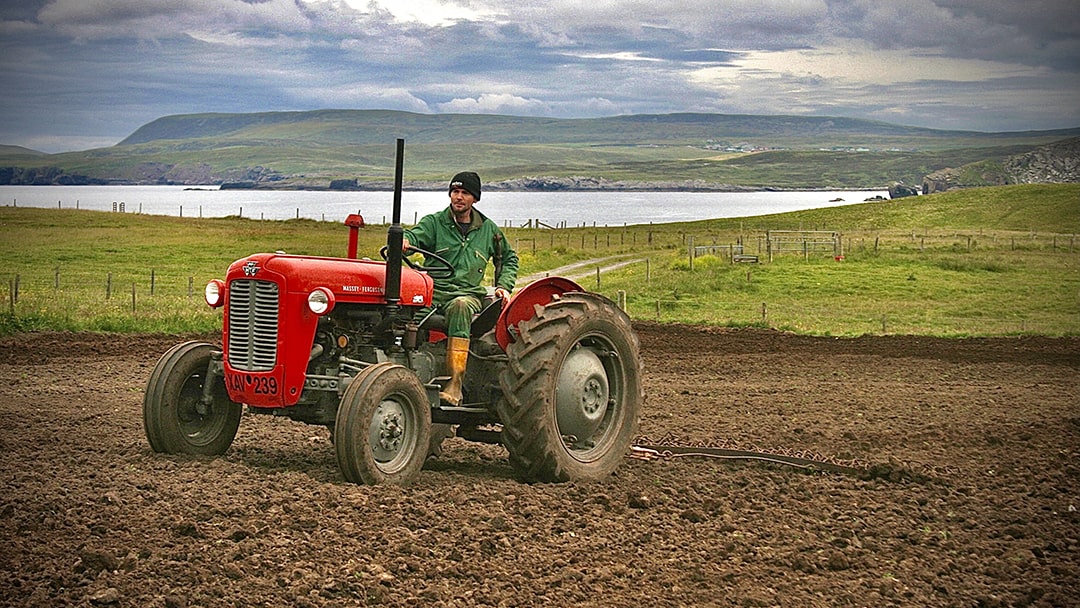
[1,324,1078,607]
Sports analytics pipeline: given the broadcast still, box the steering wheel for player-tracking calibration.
[380,245,454,280]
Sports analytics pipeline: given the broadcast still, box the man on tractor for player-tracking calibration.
[402,171,519,405]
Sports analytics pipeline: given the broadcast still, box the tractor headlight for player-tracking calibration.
[307,287,335,315]
[205,279,225,308]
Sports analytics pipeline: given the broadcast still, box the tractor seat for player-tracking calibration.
[420,297,504,339]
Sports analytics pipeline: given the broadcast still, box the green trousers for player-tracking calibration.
[433,293,482,339]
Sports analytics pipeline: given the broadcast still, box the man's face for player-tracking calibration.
[449,187,476,217]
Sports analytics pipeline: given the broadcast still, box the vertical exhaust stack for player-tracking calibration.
[384,138,406,305]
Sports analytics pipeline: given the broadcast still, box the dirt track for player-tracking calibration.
[1,324,1078,607]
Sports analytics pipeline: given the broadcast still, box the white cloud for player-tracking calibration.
[690,44,1044,88]
[435,93,551,115]
[567,51,664,63]
[288,85,432,113]
[338,0,493,27]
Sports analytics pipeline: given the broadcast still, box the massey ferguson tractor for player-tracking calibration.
[143,140,643,485]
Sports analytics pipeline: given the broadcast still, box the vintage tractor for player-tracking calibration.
[143,140,643,485]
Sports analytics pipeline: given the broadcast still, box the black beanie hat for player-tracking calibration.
[449,171,481,201]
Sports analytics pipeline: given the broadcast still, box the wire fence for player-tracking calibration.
[630,297,1071,336]
[2,228,1077,335]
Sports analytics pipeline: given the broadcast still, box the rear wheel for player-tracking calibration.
[334,363,432,485]
[498,292,643,482]
[143,341,242,455]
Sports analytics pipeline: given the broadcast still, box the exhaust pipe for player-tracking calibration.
[384,138,405,305]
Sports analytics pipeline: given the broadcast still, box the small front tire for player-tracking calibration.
[334,363,432,485]
[143,341,242,456]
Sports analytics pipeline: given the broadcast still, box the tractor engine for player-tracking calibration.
[204,250,435,428]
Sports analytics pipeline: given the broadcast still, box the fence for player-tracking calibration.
[2,267,218,333]
[634,297,1067,336]
[765,230,841,261]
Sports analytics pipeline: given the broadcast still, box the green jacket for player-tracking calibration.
[404,206,519,302]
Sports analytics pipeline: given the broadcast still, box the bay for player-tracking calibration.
[0,185,888,227]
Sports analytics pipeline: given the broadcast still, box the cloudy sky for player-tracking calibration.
[1,0,1078,153]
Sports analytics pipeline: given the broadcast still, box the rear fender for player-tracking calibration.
[495,277,583,351]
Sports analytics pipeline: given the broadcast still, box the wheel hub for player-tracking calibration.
[369,399,407,463]
[556,347,609,442]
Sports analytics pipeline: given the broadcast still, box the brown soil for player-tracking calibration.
[1,324,1078,607]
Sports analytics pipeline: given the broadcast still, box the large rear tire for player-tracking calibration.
[498,292,643,482]
[334,363,432,485]
[143,341,242,456]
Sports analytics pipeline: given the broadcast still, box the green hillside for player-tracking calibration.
[116,110,1077,148]
[2,110,1078,189]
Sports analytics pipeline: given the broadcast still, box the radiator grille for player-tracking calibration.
[227,279,279,371]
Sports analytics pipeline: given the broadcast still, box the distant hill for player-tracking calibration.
[118,109,1077,148]
[3,109,1079,190]
[0,144,46,156]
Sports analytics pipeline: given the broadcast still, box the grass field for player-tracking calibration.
[1,184,1077,337]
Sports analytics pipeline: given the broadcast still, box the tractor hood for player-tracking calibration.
[227,253,432,307]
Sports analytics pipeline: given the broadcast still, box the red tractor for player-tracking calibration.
[143,141,643,485]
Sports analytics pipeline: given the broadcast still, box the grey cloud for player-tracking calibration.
[0,0,1076,152]
[827,0,1079,70]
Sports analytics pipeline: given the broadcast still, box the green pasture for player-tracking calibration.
[1,184,1077,337]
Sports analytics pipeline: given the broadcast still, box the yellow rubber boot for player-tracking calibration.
[439,337,470,405]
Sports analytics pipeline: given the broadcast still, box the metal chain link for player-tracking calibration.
[629,432,958,481]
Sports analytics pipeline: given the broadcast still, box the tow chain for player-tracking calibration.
[628,433,952,482]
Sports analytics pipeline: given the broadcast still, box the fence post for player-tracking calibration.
[107,273,112,300]
[595,266,601,289]
[646,258,651,284]
[131,283,137,313]
[617,290,626,311]
[8,278,13,314]
[150,270,156,296]
[761,302,767,325]
[188,277,194,297]
[688,236,694,272]
[13,274,18,304]
[54,266,60,290]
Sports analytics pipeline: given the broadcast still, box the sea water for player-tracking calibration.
[1,185,888,227]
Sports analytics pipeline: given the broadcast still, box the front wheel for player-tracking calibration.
[143,341,242,455]
[498,292,643,482]
[334,363,432,485]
